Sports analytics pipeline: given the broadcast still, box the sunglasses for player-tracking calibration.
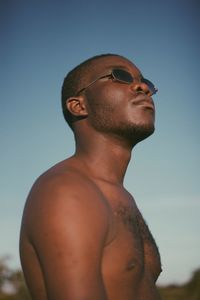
[76,68,158,96]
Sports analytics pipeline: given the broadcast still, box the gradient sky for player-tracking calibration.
[1,0,199,285]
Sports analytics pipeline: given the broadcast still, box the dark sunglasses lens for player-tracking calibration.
[112,69,133,83]
[142,78,157,94]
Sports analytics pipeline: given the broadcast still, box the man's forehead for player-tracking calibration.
[91,56,140,74]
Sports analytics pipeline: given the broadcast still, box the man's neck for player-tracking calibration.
[74,130,133,185]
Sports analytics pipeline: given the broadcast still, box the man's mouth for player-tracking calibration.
[131,94,155,111]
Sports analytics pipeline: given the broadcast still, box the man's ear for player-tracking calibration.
[66,96,88,117]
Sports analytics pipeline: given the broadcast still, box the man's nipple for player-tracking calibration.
[127,261,136,271]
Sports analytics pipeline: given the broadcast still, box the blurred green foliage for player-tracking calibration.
[0,256,199,299]
[158,269,200,300]
[0,257,31,300]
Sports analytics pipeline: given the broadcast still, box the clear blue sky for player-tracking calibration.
[1,0,199,285]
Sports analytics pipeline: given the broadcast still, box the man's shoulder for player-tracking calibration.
[33,158,92,190]
[25,158,109,215]
[21,159,111,262]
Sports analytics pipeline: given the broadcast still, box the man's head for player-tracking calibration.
[62,54,123,128]
[61,54,157,145]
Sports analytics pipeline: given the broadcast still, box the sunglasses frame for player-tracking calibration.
[76,68,158,96]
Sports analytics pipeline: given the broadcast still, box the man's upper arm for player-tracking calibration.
[25,175,109,300]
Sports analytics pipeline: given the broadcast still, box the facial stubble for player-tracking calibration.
[87,101,155,146]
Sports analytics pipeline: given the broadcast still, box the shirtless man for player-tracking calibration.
[20,54,162,300]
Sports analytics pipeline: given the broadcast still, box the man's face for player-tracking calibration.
[83,56,156,145]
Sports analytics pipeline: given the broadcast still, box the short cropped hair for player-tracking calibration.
[61,53,122,129]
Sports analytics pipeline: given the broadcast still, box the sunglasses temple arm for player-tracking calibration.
[76,74,111,95]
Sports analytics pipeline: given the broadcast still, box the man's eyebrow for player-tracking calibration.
[106,64,129,70]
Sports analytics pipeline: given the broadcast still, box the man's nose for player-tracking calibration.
[131,82,152,96]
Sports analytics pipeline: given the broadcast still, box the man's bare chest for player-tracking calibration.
[98,184,161,280]
[114,202,161,271]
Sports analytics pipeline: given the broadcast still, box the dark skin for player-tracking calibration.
[20,55,162,300]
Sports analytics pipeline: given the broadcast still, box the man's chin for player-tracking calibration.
[134,125,155,144]
[114,123,155,146]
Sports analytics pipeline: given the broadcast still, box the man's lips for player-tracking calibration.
[131,94,155,111]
